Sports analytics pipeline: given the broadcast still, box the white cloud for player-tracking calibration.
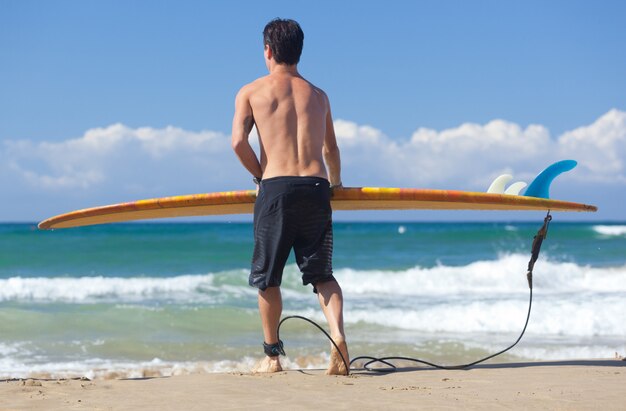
[333,117,554,189]
[336,109,626,190]
[334,119,384,145]
[1,109,625,220]
[558,109,626,181]
[2,123,233,192]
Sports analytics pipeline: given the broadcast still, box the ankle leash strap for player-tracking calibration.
[263,340,286,357]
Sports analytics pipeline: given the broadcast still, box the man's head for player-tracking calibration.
[263,18,304,66]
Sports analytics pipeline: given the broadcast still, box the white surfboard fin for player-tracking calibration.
[487,174,513,194]
[504,181,527,196]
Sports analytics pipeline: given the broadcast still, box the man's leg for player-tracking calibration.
[315,279,349,375]
[252,286,283,373]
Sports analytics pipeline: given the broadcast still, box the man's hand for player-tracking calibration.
[330,182,343,196]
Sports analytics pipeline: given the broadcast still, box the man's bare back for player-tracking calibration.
[232,56,341,186]
[246,69,328,179]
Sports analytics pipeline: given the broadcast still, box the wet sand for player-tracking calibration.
[1,359,624,410]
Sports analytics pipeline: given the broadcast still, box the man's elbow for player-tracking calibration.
[323,144,340,157]
[231,137,246,153]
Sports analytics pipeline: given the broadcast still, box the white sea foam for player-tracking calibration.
[278,255,626,338]
[0,271,255,303]
[1,255,625,303]
[341,295,626,337]
[0,342,28,357]
[593,225,626,237]
[1,345,623,380]
[0,355,328,380]
[335,254,626,296]
[512,345,625,361]
[1,256,625,341]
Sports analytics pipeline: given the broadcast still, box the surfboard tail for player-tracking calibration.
[524,160,578,199]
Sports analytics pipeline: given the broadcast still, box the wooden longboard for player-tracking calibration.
[38,187,597,230]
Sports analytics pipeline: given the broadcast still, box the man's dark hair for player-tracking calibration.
[263,18,304,65]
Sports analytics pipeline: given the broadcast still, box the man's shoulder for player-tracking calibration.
[308,82,329,105]
[244,76,272,91]
[313,83,328,99]
[236,76,270,99]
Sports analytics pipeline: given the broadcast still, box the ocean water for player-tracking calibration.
[1,221,625,379]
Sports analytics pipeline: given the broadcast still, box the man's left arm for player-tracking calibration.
[322,97,342,188]
[231,87,263,180]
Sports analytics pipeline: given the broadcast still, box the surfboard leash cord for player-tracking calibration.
[276,211,553,375]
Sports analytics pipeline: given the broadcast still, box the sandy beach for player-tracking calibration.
[1,359,624,410]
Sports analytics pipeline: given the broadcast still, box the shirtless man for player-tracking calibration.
[231,18,348,375]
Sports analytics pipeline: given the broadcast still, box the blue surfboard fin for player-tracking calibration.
[524,160,577,199]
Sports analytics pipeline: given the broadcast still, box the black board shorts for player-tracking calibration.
[249,176,335,292]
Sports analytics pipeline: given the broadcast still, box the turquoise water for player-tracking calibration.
[1,221,625,378]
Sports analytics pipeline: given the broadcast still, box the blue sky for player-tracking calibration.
[1,0,625,222]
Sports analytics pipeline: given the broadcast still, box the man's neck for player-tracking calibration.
[269,63,299,76]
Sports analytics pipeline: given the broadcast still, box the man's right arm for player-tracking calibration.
[322,101,342,187]
[231,86,263,180]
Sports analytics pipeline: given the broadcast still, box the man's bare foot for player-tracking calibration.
[252,356,282,373]
[326,339,349,375]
